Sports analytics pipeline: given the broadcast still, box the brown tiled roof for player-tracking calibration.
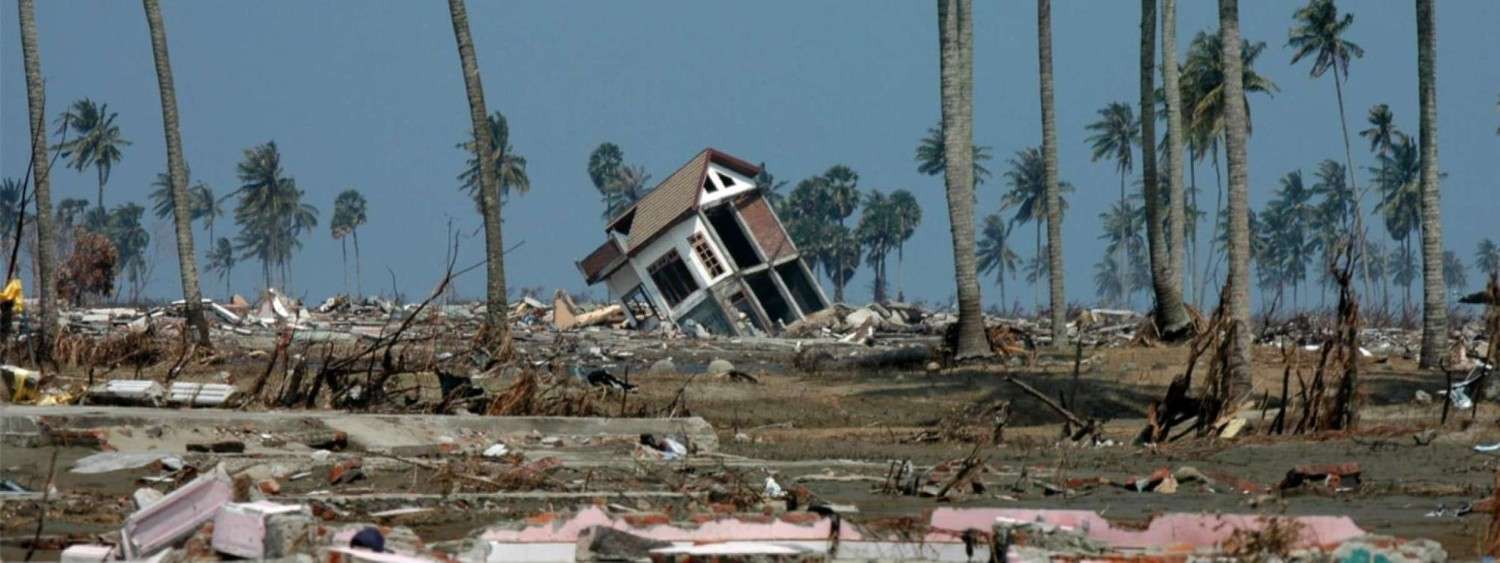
[608,149,761,254]
[577,239,624,285]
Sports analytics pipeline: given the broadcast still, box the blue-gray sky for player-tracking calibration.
[3,1,1497,309]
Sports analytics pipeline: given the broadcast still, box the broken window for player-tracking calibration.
[621,285,660,328]
[728,290,766,333]
[702,174,718,193]
[746,271,796,326]
[688,233,726,278]
[776,261,826,315]
[647,250,699,308]
[706,206,762,269]
[716,172,737,191]
[681,298,735,336]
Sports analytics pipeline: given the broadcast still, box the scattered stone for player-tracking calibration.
[706,358,735,375]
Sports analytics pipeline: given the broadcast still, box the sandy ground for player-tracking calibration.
[3,342,1497,559]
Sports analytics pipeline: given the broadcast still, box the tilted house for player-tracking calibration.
[577,149,829,336]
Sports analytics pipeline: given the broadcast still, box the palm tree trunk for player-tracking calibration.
[896,243,905,301]
[1415,0,1447,368]
[1219,0,1252,401]
[448,0,511,356]
[1037,0,1068,349]
[1162,0,1191,311]
[1118,173,1127,308]
[340,238,348,295]
[353,227,363,297]
[937,0,989,359]
[1140,0,1191,338]
[18,0,58,357]
[142,0,211,347]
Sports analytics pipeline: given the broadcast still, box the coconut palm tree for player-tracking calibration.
[915,122,993,185]
[205,236,235,298]
[1086,102,1139,305]
[1098,198,1149,308]
[1359,104,1404,157]
[1037,0,1068,346]
[753,164,789,211]
[1414,0,1446,367]
[1442,251,1466,294]
[1160,0,1190,337]
[1474,239,1499,278]
[331,189,368,296]
[142,0,211,344]
[447,0,511,356]
[17,0,59,352]
[977,214,1020,308]
[233,142,318,290]
[1266,171,1318,306]
[887,189,921,301]
[458,111,529,211]
[1390,243,1418,311]
[105,203,150,301]
[57,198,90,229]
[149,170,221,242]
[1139,0,1192,336]
[1373,138,1421,275]
[1219,0,1253,404]
[936,0,989,358]
[1001,147,1072,310]
[54,99,131,211]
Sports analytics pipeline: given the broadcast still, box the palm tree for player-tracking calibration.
[914,122,993,185]
[57,198,90,229]
[1139,0,1191,336]
[233,142,318,290]
[0,180,23,249]
[823,225,860,303]
[588,143,624,194]
[1442,251,1466,294]
[1037,0,1068,346]
[603,165,650,220]
[1160,0,1191,337]
[105,203,150,301]
[1359,104,1404,157]
[887,189,921,301]
[1373,138,1421,297]
[1086,102,1139,305]
[458,111,529,211]
[1001,147,1073,309]
[205,236,235,298]
[1266,171,1318,306]
[17,0,59,353]
[143,0,211,344]
[447,0,510,355]
[54,98,131,211]
[1390,243,1418,311]
[1474,239,1499,278]
[331,189,369,296]
[149,170,221,242]
[977,214,1020,308]
[1098,198,1149,307]
[936,0,989,359]
[821,165,861,227]
[1219,0,1253,404]
[857,191,900,302]
[753,164,789,211]
[1415,0,1446,366]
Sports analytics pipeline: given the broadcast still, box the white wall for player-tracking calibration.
[697,164,757,207]
[623,215,732,316]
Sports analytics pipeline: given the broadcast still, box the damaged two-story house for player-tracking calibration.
[576,149,829,336]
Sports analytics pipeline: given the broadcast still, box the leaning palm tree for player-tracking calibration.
[936,0,989,359]
[16,0,58,351]
[1086,101,1139,305]
[447,0,511,356]
[1219,0,1253,406]
[887,189,922,301]
[143,0,211,345]
[330,189,369,296]
[914,122,993,186]
[1036,0,1068,346]
[977,214,1020,308]
[458,111,529,211]
[1139,0,1191,336]
[1414,0,1446,368]
[54,98,130,211]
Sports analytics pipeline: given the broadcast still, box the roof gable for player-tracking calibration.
[609,148,761,254]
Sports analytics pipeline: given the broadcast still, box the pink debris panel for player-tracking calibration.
[121,465,233,558]
[481,506,1366,553]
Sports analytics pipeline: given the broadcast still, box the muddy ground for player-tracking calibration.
[3,337,1497,559]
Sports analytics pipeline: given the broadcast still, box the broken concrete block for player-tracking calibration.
[167,382,236,407]
[706,358,735,375]
[59,544,115,562]
[576,526,671,561]
[212,501,314,560]
[133,488,165,510]
[122,464,233,558]
[88,379,166,405]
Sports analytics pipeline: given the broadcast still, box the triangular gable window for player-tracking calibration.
[716,172,737,191]
[702,174,718,193]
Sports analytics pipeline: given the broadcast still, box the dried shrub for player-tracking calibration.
[485,371,600,417]
[1219,516,1305,559]
[56,229,117,306]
